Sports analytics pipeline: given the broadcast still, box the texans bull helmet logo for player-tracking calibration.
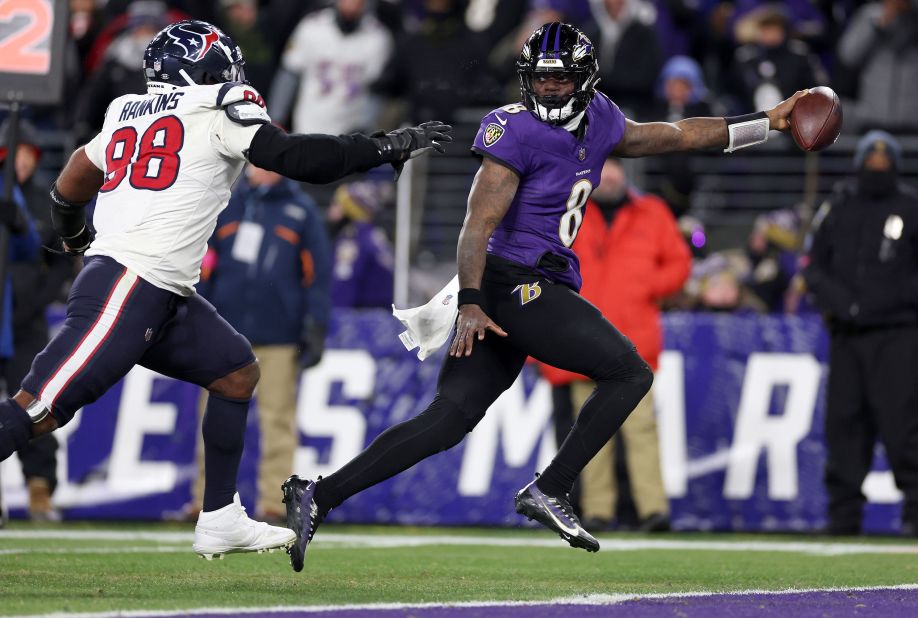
[167,23,224,62]
[144,20,246,88]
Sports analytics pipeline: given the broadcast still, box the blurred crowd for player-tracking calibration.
[42,0,918,136]
[3,0,907,318]
[0,0,914,338]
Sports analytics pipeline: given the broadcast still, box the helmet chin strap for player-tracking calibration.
[178,68,198,86]
[561,110,585,132]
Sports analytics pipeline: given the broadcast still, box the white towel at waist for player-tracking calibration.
[392,275,459,360]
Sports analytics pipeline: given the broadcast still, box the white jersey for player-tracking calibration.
[83,82,270,296]
[282,9,392,135]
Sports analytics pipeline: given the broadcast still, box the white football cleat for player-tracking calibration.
[193,493,295,560]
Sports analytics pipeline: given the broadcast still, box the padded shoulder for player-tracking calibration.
[215,82,267,108]
[214,82,271,126]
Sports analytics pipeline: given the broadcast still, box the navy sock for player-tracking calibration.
[0,399,32,461]
[202,393,250,512]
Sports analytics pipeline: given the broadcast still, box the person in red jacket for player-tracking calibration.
[540,157,691,532]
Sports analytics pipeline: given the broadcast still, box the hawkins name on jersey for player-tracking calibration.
[83,83,270,296]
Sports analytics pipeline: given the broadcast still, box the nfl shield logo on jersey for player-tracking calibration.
[484,123,504,147]
[578,147,586,161]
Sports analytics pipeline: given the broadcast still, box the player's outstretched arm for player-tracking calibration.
[449,157,515,358]
[612,90,809,157]
[246,122,451,184]
[50,147,104,254]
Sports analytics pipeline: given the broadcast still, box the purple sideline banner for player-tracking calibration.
[0,310,904,533]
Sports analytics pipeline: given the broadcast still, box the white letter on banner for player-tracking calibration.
[655,351,688,498]
[458,377,554,497]
[294,350,370,479]
[109,367,178,494]
[724,353,820,500]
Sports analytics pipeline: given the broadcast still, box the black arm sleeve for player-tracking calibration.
[246,123,384,184]
[49,183,89,240]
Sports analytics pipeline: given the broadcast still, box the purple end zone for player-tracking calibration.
[146,588,918,618]
[612,588,918,617]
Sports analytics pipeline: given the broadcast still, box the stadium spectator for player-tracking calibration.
[374,0,498,124]
[686,250,768,313]
[836,0,918,132]
[281,21,808,571]
[540,157,691,532]
[485,0,585,94]
[743,209,802,312]
[74,4,170,142]
[329,181,395,309]
[732,0,830,52]
[81,1,188,76]
[803,130,918,537]
[213,0,278,94]
[585,0,663,119]
[729,3,827,113]
[70,0,107,71]
[268,0,394,135]
[0,120,74,521]
[191,164,331,522]
[651,55,716,217]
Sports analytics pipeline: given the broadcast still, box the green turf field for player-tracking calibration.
[1,522,916,616]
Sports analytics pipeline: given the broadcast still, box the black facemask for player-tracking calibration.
[857,169,897,197]
[593,192,628,224]
[336,12,361,34]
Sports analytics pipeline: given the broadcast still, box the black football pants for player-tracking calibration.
[825,326,918,531]
[317,256,653,512]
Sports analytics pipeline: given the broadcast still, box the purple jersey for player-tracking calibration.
[471,92,626,290]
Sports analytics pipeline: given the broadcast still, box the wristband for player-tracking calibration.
[723,111,770,153]
[458,288,484,307]
[26,399,51,424]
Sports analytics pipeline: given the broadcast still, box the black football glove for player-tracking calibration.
[298,322,327,370]
[370,121,453,180]
[0,199,27,235]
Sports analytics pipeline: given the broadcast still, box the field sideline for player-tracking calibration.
[1,522,917,616]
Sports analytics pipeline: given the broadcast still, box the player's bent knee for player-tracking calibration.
[207,360,260,400]
[635,363,654,397]
[595,349,654,393]
[423,394,477,451]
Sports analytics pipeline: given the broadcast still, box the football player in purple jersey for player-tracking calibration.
[283,22,807,568]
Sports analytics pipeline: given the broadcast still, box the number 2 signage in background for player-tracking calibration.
[0,0,67,105]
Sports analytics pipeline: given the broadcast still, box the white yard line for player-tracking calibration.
[1,529,917,556]
[7,584,918,618]
[0,546,188,556]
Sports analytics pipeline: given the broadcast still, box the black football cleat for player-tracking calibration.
[515,480,599,552]
[281,475,323,572]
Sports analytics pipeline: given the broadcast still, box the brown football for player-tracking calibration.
[790,86,843,152]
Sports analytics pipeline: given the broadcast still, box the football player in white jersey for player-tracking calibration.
[0,20,450,560]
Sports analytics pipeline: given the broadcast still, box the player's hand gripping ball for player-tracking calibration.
[790,86,843,152]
